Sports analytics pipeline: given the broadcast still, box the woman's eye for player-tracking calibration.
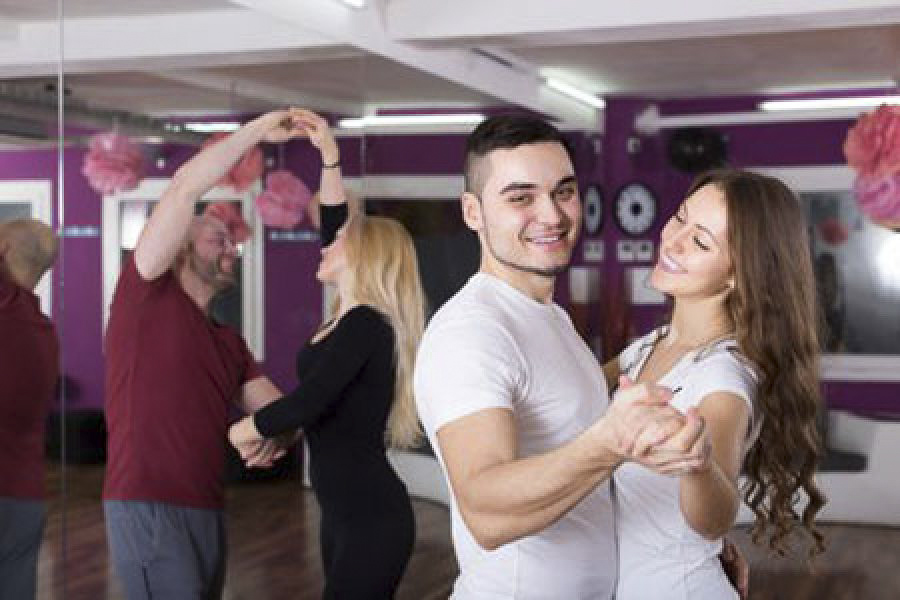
[693,237,710,251]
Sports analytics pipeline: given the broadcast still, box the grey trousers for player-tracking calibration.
[0,497,46,600]
[104,500,226,600]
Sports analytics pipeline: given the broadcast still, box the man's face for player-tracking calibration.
[464,141,581,281]
[187,217,239,292]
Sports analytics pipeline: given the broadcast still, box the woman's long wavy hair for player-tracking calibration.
[688,169,826,557]
[336,214,426,449]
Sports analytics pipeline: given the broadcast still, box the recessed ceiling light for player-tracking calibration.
[182,122,242,133]
[544,77,605,110]
[338,113,485,128]
[759,96,900,111]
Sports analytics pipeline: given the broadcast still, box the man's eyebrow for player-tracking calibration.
[553,175,577,190]
[499,182,538,194]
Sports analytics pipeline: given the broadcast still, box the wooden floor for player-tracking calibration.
[35,464,900,599]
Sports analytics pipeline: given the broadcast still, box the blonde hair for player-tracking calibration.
[338,214,426,449]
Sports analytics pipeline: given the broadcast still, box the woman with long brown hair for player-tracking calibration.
[229,109,426,598]
[605,169,825,599]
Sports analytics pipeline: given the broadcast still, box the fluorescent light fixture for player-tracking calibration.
[545,77,605,109]
[338,113,486,128]
[338,0,366,7]
[182,121,242,133]
[759,96,900,112]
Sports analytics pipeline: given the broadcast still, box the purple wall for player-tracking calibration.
[595,95,897,413]
[2,99,896,415]
[0,136,361,411]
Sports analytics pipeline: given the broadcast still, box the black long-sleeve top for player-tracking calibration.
[253,204,401,501]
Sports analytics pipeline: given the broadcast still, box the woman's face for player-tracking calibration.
[316,223,351,285]
[650,183,734,300]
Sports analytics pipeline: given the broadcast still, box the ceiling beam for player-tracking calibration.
[151,70,363,116]
[231,0,600,130]
[0,9,339,78]
[385,0,900,45]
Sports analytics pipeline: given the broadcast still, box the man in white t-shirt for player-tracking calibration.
[414,116,710,599]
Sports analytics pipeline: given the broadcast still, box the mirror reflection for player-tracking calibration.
[13,0,899,598]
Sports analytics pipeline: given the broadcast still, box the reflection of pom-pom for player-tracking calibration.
[844,104,900,177]
[203,202,251,244]
[82,132,145,194]
[854,174,900,229]
[255,170,312,229]
[817,217,849,246]
[202,132,264,191]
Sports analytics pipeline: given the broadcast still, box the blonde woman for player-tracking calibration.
[229,110,426,599]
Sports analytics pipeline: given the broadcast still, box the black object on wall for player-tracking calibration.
[667,127,728,174]
[46,410,107,464]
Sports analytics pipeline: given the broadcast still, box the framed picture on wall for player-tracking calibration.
[753,165,900,381]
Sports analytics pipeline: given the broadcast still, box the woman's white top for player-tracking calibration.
[613,326,759,600]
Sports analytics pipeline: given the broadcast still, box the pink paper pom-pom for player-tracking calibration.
[844,104,900,177]
[255,169,312,229]
[854,173,900,229]
[817,217,849,246]
[82,131,145,195]
[203,202,251,244]
[202,132,264,192]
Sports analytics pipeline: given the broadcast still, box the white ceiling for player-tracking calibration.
[0,0,898,133]
[0,0,227,21]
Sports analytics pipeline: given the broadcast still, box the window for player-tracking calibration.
[102,178,264,358]
[753,166,900,381]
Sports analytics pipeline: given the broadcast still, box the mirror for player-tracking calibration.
[42,1,900,598]
[0,5,64,599]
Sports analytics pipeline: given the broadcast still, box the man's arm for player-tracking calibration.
[232,376,298,468]
[435,382,698,550]
[236,375,282,414]
[134,110,307,280]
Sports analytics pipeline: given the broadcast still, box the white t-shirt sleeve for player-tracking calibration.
[414,312,525,436]
[674,352,757,417]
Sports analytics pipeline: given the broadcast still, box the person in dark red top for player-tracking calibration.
[0,218,59,600]
[103,110,312,599]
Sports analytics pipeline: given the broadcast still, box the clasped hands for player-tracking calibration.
[601,375,712,476]
[228,416,299,469]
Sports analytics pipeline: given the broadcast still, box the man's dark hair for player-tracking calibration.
[464,115,572,194]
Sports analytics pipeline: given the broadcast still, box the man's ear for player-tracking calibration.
[461,192,483,232]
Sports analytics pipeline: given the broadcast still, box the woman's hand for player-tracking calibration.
[285,108,340,166]
[258,109,315,144]
[228,416,286,468]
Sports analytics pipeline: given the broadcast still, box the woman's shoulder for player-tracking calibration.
[338,305,394,338]
[619,326,667,371]
[692,341,757,384]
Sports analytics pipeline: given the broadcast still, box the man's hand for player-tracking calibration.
[242,438,287,469]
[228,416,283,468]
[597,375,712,474]
[635,407,713,476]
[592,375,679,462]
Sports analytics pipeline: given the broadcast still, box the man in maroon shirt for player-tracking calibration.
[103,110,312,599]
[0,218,59,600]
